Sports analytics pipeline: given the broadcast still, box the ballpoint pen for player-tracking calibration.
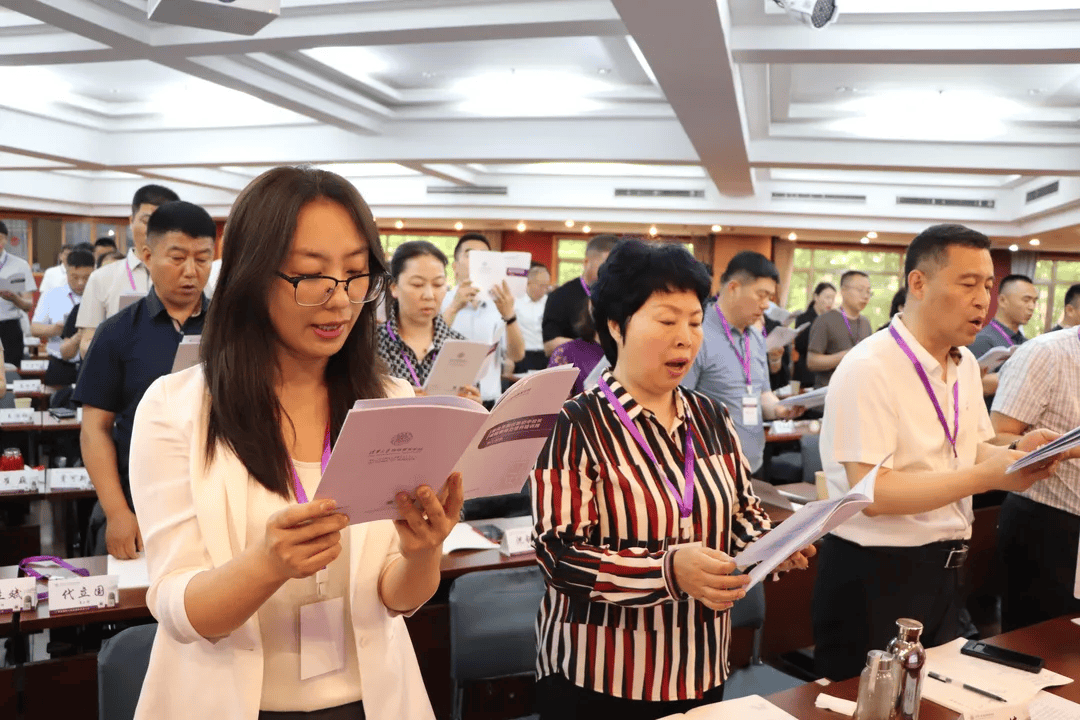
[928,671,1008,703]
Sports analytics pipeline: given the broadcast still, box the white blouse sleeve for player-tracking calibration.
[130,376,215,646]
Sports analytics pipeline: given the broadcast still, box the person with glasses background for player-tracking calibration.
[75,201,216,560]
[377,240,481,403]
[127,167,459,720]
[806,270,874,387]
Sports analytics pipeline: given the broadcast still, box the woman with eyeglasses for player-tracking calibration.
[376,241,481,403]
[128,167,461,720]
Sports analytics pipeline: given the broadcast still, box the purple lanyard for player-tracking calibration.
[580,276,591,298]
[126,262,137,291]
[715,305,752,387]
[20,555,91,600]
[385,320,423,387]
[597,377,695,519]
[840,309,857,341]
[291,426,331,504]
[889,326,959,458]
[988,319,1015,347]
[68,292,77,305]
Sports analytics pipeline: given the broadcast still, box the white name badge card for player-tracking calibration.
[0,577,37,613]
[19,359,47,372]
[12,379,42,393]
[48,575,119,614]
[46,468,93,491]
[0,408,39,425]
[22,336,40,347]
[499,526,533,557]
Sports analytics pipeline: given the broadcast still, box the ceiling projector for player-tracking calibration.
[772,0,839,29]
[148,0,280,36]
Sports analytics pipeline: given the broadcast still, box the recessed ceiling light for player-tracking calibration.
[649,225,658,236]
[859,237,870,244]
[517,221,526,232]
[711,224,721,232]
[1029,238,1041,246]
[582,224,591,233]
[394,220,404,230]
[565,220,575,228]
[1009,244,1019,252]
[598,68,612,75]
[454,221,464,231]
[867,231,878,239]
[788,232,798,241]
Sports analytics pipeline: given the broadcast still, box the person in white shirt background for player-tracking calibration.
[31,247,94,389]
[441,232,525,407]
[812,223,1078,681]
[37,241,76,298]
[93,236,118,264]
[513,262,551,373]
[129,166,460,720]
[0,220,38,368]
[76,183,179,357]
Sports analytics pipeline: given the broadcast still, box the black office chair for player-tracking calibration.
[98,622,157,720]
[724,583,803,699]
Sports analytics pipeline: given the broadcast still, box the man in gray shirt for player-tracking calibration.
[968,274,1035,404]
[683,251,803,476]
[806,270,874,387]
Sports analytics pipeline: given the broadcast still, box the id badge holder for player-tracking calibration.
[298,568,346,680]
[741,387,760,426]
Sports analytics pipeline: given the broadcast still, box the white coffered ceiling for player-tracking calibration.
[2,0,1080,249]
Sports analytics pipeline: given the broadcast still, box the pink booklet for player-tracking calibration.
[314,365,577,524]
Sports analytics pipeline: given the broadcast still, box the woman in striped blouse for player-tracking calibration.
[532,239,815,719]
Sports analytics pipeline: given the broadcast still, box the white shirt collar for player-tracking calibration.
[126,247,144,271]
[890,313,962,377]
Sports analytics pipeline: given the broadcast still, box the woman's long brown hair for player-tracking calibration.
[201,166,388,498]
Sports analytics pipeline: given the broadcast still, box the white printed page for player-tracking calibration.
[977,345,1016,371]
[171,336,201,373]
[677,694,798,719]
[1008,424,1080,473]
[452,366,577,500]
[467,250,506,298]
[776,386,828,409]
[765,323,810,352]
[314,403,488,523]
[502,251,532,299]
[0,275,28,293]
[424,339,497,396]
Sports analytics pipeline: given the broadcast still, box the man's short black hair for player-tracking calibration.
[720,251,779,285]
[592,239,711,365]
[999,274,1034,294]
[454,232,490,260]
[585,234,619,258]
[1064,283,1080,308]
[904,224,992,279]
[95,237,117,250]
[840,270,870,287]
[66,249,95,269]
[0,221,7,237]
[132,184,179,214]
[146,201,217,247]
[71,242,95,256]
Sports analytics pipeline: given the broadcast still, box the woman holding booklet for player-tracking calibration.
[376,240,482,403]
[128,167,461,720]
[531,239,815,720]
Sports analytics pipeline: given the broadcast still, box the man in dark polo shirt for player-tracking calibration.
[75,201,215,559]
[541,234,618,356]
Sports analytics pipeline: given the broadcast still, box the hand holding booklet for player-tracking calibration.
[1006,425,1080,473]
[977,345,1017,371]
[765,323,810,352]
[775,386,827,410]
[734,456,889,588]
[314,365,577,524]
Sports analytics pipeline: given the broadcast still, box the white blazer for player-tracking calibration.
[129,366,435,720]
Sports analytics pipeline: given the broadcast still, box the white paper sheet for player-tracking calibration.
[734,457,885,588]
[1030,691,1080,720]
[0,275,29,293]
[442,523,499,554]
[1007,424,1080,473]
[764,304,796,326]
[776,386,828,409]
[467,250,506,298]
[977,345,1017,371]
[765,323,810,352]
[502,251,531,299]
[106,553,150,590]
[170,335,201,373]
[424,339,496,396]
[657,694,798,719]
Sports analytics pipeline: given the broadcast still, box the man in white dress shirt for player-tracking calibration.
[0,220,38,368]
[31,248,94,388]
[513,263,551,373]
[37,242,75,298]
[76,184,179,356]
[812,224,1073,680]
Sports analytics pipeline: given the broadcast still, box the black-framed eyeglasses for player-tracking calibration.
[276,271,389,307]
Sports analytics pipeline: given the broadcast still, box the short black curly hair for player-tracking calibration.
[590,239,712,365]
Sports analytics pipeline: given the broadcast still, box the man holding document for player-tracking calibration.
[812,224,1076,682]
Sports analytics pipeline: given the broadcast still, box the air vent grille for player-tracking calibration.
[896,196,995,209]
[1026,181,1059,204]
[771,192,866,202]
[426,185,507,196]
[615,188,705,198]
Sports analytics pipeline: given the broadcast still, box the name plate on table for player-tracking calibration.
[0,468,44,493]
[499,526,533,557]
[46,468,93,491]
[12,379,42,393]
[48,575,119,614]
[22,336,40,347]
[0,408,39,425]
[19,359,47,372]
[0,577,38,613]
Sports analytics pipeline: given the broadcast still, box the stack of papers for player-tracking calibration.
[977,345,1017,371]
[734,457,886,588]
[106,553,150,590]
[765,323,810,352]
[776,386,827,410]
[923,638,1072,717]
[659,694,797,719]
[1006,424,1080,473]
